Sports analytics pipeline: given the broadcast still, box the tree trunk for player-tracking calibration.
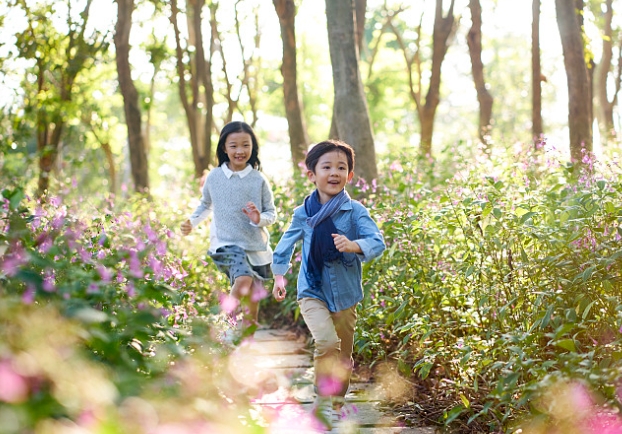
[532,0,543,148]
[171,0,212,178]
[101,141,118,195]
[34,0,103,196]
[555,0,592,162]
[114,0,149,192]
[190,0,212,174]
[419,0,456,157]
[467,0,493,147]
[354,0,367,56]
[594,0,618,143]
[273,0,309,169]
[325,0,377,183]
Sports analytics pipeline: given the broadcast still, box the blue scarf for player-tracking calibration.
[304,189,350,290]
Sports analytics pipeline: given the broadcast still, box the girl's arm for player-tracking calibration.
[255,177,277,227]
[188,175,213,227]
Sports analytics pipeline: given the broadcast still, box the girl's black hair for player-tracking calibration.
[216,121,262,170]
[305,139,355,173]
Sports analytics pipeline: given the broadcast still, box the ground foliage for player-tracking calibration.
[352,143,622,433]
[2,142,622,433]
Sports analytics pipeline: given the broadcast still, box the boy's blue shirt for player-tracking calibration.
[271,198,386,312]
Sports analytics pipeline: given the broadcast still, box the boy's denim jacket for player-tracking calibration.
[271,198,386,312]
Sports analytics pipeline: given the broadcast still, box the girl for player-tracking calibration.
[181,121,276,339]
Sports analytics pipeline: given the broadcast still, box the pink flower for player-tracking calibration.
[42,269,56,292]
[583,412,622,434]
[317,374,343,395]
[128,251,144,278]
[22,284,35,304]
[1,245,28,276]
[0,361,29,403]
[144,223,158,243]
[219,294,239,314]
[124,281,136,297]
[390,160,403,172]
[251,280,268,302]
[97,265,113,283]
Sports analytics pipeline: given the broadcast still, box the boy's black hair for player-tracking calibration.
[216,121,262,170]
[305,139,355,173]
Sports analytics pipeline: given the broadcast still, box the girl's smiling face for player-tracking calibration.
[224,132,253,171]
[307,150,354,203]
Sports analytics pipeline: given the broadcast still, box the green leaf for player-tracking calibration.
[71,308,109,323]
[582,266,596,282]
[444,405,466,424]
[417,362,433,380]
[582,301,595,320]
[520,211,536,224]
[460,393,470,409]
[9,189,25,210]
[555,339,576,352]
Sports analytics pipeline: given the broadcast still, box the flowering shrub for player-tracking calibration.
[348,144,622,431]
[0,187,262,432]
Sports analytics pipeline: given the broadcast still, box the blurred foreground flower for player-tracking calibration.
[519,379,622,434]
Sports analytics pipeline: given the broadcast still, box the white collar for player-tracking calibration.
[221,162,252,179]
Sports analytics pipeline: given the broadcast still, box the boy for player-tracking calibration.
[271,140,386,430]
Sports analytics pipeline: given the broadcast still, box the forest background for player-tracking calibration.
[1,0,622,433]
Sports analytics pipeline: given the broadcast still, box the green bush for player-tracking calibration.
[0,187,264,432]
[352,146,622,431]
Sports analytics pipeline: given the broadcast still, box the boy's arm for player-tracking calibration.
[351,206,386,261]
[270,212,304,280]
[332,234,362,253]
[273,275,287,302]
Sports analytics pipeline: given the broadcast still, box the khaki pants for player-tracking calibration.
[298,297,357,398]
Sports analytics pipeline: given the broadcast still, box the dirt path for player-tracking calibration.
[229,328,437,433]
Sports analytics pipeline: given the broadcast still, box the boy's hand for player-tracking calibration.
[180,219,193,236]
[273,275,287,302]
[242,201,261,225]
[332,234,362,253]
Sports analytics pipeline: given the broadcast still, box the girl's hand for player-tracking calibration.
[273,275,287,302]
[181,219,193,236]
[242,201,261,225]
[332,234,362,253]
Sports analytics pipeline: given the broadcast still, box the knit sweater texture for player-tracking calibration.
[189,165,276,253]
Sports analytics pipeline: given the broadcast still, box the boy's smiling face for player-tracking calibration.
[307,150,354,204]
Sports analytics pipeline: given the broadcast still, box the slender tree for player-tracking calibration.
[594,0,622,144]
[555,0,592,161]
[14,0,109,196]
[273,0,309,169]
[467,0,493,147]
[532,0,543,148]
[170,0,213,178]
[391,0,455,157]
[325,0,377,183]
[115,0,149,192]
[354,0,367,55]
[329,0,367,142]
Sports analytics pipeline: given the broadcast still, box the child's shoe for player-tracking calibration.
[311,395,333,431]
[334,397,359,422]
